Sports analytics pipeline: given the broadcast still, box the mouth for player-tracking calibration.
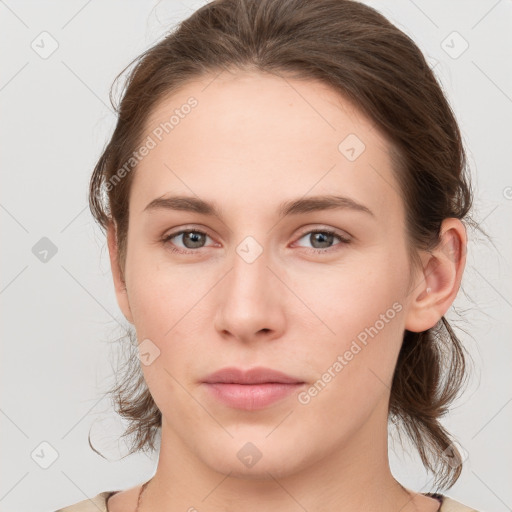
[202,366,306,410]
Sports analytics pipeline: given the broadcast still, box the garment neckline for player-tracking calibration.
[104,490,444,511]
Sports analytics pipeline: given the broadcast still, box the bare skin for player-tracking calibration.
[106,70,466,512]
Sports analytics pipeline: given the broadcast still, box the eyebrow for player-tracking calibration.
[143,194,374,219]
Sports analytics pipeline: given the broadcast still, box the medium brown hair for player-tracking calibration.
[89,0,474,490]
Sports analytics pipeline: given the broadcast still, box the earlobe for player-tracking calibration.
[404,218,467,333]
[106,222,134,325]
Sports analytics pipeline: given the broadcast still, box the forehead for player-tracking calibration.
[129,70,402,222]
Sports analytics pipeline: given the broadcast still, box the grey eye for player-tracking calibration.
[296,230,341,250]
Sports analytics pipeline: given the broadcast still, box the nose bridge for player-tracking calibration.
[229,233,271,301]
[213,232,284,339]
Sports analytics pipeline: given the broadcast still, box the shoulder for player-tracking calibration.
[439,494,482,512]
[53,491,116,512]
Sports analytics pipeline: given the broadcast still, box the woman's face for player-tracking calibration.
[111,70,426,477]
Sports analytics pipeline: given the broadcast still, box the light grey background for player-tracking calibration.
[1,1,511,511]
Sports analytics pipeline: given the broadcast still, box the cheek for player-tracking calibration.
[295,249,408,341]
[129,264,206,412]
[294,277,406,442]
[124,244,187,334]
[125,255,211,373]
[293,247,409,393]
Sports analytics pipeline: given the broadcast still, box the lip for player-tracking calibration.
[202,367,305,410]
[203,366,303,385]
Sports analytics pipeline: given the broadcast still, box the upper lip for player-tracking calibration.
[203,366,304,385]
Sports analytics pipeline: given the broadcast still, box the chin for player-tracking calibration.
[195,432,315,480]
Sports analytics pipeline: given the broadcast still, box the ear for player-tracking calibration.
[404,218,467,332]
[106,221,134,325]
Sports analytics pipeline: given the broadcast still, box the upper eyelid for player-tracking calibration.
[292,229,351,249]
[296,225,351,239]
[164,227,212,240]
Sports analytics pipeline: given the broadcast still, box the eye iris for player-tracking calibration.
[183,231,206,248]
[310,232,334,249]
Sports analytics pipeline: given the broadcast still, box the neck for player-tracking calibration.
[137,402,422,512]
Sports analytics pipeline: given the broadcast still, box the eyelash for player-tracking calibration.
[162,228,351,255]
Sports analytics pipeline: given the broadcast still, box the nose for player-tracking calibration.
[213,239,286,344]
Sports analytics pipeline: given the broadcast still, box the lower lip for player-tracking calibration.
[203,382,304,410]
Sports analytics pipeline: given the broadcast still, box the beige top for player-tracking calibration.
[54,490,481,512]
